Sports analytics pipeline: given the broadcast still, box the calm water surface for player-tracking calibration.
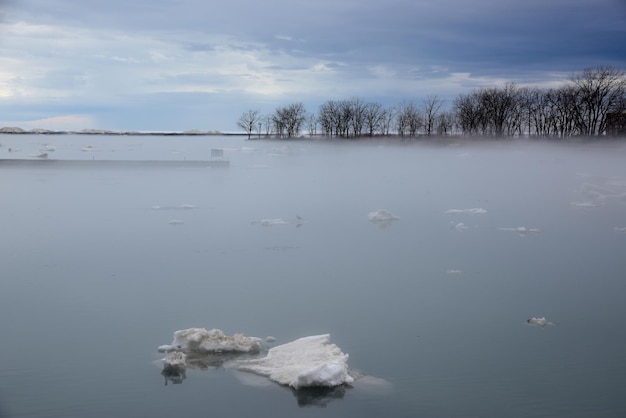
[1,135,626,417]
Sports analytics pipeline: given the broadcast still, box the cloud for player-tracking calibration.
[0,0,624,130]
[1,114,97,131]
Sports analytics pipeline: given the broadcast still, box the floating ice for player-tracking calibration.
[445,269,462,274]
[527,317,556,328]
[163,351,187,369]
[161,351,187,385]
[152,204,197,210]
[498,226,541,235]
[574,174,626,207]
[168,219,184,225]
[158,328,262,354]
[570,201,601,208]
[614,226,626,233]
[254,218,289,226]
[444,208,487,214]
[451,222,470,231]
[368,209,399,223]
[236,334,353,389]
[156,330,385,402]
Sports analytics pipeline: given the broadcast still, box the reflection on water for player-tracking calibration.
[290,384,348,408]
[161,367,186,386]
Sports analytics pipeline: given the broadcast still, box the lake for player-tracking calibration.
[1,134,626,417]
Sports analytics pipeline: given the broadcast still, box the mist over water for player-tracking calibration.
[1,135,626,417]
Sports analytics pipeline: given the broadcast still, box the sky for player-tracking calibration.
[0,0,625,132]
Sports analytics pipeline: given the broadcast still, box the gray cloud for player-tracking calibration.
[1,0,624,130]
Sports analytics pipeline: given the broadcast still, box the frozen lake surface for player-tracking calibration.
[1,134,626,417]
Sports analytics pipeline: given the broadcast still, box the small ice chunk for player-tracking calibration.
[368,209,399,223]
[158,328,262,354]
[236,334,353,389]
[498,226,541,234]
[527,317,556,328]
[266,336,276,342]
[152,204,197,210]
[445,269,462,274]
[256,218,289,226]
[570,201,600,208]
[451,222,469,231]
[163,351,187,369]
[445,208,487,214]
[614,226,626,233]
[168,219,184,225]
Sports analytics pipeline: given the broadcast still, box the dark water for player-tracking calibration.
[1,135,626,417]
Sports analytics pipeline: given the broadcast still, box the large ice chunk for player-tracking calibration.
[236,334,354,389]
[157,328,262,354]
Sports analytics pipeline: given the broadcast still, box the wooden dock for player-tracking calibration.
[0,159,229,168]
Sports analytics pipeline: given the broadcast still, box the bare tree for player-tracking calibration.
[273,102,307,138]
[480,83,518,137]
[237,109,261,140]
[422,95,444,136]
[453,93,482,136]
[570,65,626,136]
[306,112,317,137]
[348,97,367,137]
[363,102,385,137]
[318,100,339,137]
[262,114,272,137]
[396,102,422,137]
[436,111,454,136]
[380,106,396,136]
[237,66,625,140]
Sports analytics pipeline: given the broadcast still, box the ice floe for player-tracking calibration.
[614,226,626,233]
[368,209,399,228]
[253,218,290,226]
[168,219,184,225]
[498,226,541,235]
[151,204,197,210]
[450,222,470,231]
[368,209,399,222]
[526,317,556,328]
[574,174,626,207]
[158,328,262,354]
[444,208,487,215]
[445,269,463,275]
[570,201,601,208]
[236,334,353,390]
[163,351,187,368]
[157,329,357,390]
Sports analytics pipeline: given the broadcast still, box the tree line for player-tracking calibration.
[237,66,626,139]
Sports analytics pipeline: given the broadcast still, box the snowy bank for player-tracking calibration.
[236,334,354,389]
